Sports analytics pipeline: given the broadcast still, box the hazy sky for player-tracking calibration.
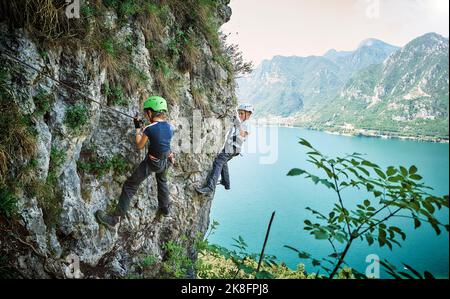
[221,0,450,65]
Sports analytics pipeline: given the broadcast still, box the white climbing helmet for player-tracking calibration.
[238,103,254,114]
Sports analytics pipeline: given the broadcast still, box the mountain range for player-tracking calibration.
[237,33,449,139]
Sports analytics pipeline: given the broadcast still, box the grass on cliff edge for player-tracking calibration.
[0,68,37,217]
[0,68,63,226]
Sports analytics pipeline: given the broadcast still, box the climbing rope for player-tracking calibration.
[0,46,135,120]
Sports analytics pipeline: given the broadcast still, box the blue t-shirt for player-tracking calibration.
[143,121,173,158]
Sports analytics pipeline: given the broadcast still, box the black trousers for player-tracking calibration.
[116,156,169,216]
[205,150,236,190]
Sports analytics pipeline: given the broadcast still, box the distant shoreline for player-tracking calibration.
[319,129,450,144]
[252,122,449,144]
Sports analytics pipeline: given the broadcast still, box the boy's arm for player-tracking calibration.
[133,116,148,150]
[239,122,249,138]
[136,128,148,150]
[239,130,249,138]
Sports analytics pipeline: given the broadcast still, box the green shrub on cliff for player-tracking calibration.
[64,103,89,134]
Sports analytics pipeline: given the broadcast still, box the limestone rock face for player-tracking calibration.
[0,0,235,278]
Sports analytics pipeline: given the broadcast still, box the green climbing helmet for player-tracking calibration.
[144,96,168,112]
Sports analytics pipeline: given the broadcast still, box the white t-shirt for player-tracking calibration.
[223,118,250,154]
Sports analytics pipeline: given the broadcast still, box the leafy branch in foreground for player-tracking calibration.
[380,260,436,280]
[286,138,449,279]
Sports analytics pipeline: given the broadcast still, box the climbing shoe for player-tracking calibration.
[219,180,231,190]
[157,206,170,217]
[95,210,120,230]
[195,186,214,195]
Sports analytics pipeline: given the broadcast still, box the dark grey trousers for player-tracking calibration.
[116,156,169,216]
[205,150,236,190]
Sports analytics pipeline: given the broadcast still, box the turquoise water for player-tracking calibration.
[209,126,449,278]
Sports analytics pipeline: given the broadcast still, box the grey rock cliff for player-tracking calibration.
[0,0,235,278]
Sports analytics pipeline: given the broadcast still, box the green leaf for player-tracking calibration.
[350,159,360,166]
[339,181,349,187]
[299,138,313,149]
[409,174,423,181]
[314,230,330,240]
[366,234,374,246]
[298,252,311,259]
[414,217,421,229]
[386,240,393,250]
[390,226,406,241]
[424,271,435,279]
[388,238,402,248]
[287,168,306,176]
[409,166,418,175]
[334,233,346,244]
[374,168,386,179]
[283,245,300,253]
[386,167,397,177]
[400,166,408,177]
[304,220,312,226]
[379,260,396,272]
[319,179,335,190]
[284,246,311,260]
[430,220,442,236]
[306,207,328,220]
[307,151,322,156]
[362,160,379,168]
[373,191,382,198]
[312,259,321,267]
[356,166,370,177]
[347,168,360,178]
[402,263,423,279]
[390,226,401,233]
[364,199,371,207]
[388,175,403,183]
[378,229,387,247]
[410,201,421,212]
[422,200,435,213]
[442,195,449,208]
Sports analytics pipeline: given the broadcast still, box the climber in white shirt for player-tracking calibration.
[195,103,254,195]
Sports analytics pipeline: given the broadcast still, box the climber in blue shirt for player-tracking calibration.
[95,96,174,230]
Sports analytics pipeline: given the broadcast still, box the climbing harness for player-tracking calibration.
[0,46,135,120]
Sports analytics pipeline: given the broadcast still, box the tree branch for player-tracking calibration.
[329,237,354,279]
[331,164,352,236]
[357,206,404,237]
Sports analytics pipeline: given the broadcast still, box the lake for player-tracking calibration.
[208,126,449,278]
